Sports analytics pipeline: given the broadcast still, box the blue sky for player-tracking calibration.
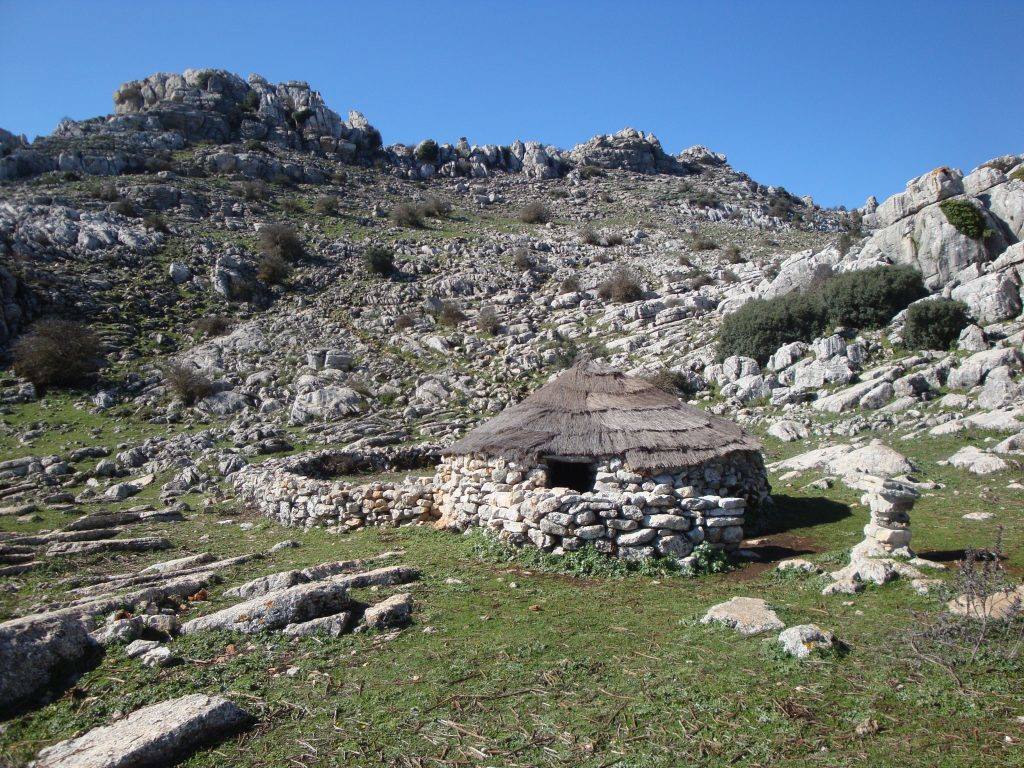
[1,0,1021,208]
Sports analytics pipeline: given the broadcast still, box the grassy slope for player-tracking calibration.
[1,397,1022,766]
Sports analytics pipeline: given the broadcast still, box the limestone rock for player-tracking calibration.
[180,581,350,635]
[31,693,251,767]
[778,624,838,658]
[701,597,784,636]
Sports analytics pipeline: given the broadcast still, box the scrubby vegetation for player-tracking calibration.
[645,367,695,397]
[436,302,466,327]
[939,198,987,239]
[903,298,971,350]
[162,361,214,405]
[820,265,927,329]
[313,195,339,215]
[475,306,500,336]
[363,245,395,276]
[597,267,644,303]
[414,139,439,164]
[717,265,927,363]
[519,201,551,224]
[193,315,233,339]
[259,223,304,262]
[257,252,290,285]
[11,318,101,390]
[390,202,424,228]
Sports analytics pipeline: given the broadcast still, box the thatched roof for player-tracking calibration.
[446,361,761,472]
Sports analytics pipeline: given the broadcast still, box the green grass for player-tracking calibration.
[1,397,1023,766]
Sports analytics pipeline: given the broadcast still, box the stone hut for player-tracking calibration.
[436,361,769,561]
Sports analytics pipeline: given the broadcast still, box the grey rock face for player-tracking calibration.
[30,693,251,767]
[0,611,99,715]
[180,581,350,634]
[360,592,414,631]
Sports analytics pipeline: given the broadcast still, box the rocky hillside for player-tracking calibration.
[1,68,1023,768]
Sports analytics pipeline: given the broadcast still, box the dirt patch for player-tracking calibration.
[729,532,823,582]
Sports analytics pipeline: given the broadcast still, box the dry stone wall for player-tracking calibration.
[231,446,440,531]
[435,451,769,560]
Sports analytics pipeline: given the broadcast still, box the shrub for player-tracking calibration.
[723,244,744,263]
[820,265,926,329]
[721,269,739,284]
[597,267,644,303]
[257,252,290,285]
[511,248,534,270]
[241,91,261,113]
[903,298,970,350]
[645,368,695,397]
[420,196,451,218]
[313,195,339,215]
[548,188,569,200]
[476,306,500,336]
[162,362,214,406]
[717,292,826,364]
[193,315,233,338]
[436,302,466,327]
[390,203,424,228]
[519,201,551,224]
[1010,166,1024,183]
[414,139,439,163]
[685,269,712,288]
[12,319,101,390]
[95,182,120,202]
[143,213,169,234]
[238,180,268,201]
[577,164,605,179]
[364,245,395,276]
[939,198,987,239]
[603,232,625,247]
[677,254,693,268]
[243,139,268,153]
[394,313,414,331]
[580,226,601,246]
[111,199,137,217]
[259,223,304,262]
[560,276,581,293]
[281,197,304,214]
[691,235,718,251]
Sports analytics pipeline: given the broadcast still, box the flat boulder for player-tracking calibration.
[31,693,251,767]
[946,446,1008,475]
[180,581,350,635]
[359,592,414,631]
[701,597,784,636]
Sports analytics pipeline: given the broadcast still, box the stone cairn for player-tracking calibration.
[852,475,919,559]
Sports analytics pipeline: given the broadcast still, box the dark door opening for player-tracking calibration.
[546,459,597,493]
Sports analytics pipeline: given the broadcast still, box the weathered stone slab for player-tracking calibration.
[180,582,350,635]
[778,624,838,658]
[360,593,414,631]
[46,537,171,558]
[329,565,420,590]
[31,693,251,767]
[701,597,784,636]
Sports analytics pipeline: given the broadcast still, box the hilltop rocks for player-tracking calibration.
[771,441,913,479]
[568,128,678,173]
[31,694,251,768]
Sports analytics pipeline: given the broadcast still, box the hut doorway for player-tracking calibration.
[546,459,597,493]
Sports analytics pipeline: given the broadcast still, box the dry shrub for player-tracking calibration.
[364,246,395,276]
[257,253,290,285]
[723,244,744,263]
[143,214,169,234]
[581,226,601,246]
[420,196,451,218]
[162,362,214,406]
[691,235,718,251]
[281,197,304,214]
[597,268,644,303]
[560,276,581,294]
[436,302,466,327]
[238,180,268,201]
[519,201,551,224]
[645,368,695,397]
[12,319,101,390]
[193,315,233,338]
[476,306,500,336]
[390,203,424,228]
[394,313,415,331]
[512,248,534,270]
[259,223,304,262]
[314,195,340,215]
[910,530,1024,674]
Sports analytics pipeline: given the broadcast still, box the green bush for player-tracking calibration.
[257,252,290,285]
[1010,166,1024,183]
[820,265,926,329]
[903,298,971,350]
[717,292,826,364]
[939,199,986,239]
[12,319,102,390]
[364,246,395,276]
[597,267,644,303]
[414,139,439,164]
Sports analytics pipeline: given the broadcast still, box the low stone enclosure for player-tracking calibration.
[231,445,442,531]
[234,362,771,562]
